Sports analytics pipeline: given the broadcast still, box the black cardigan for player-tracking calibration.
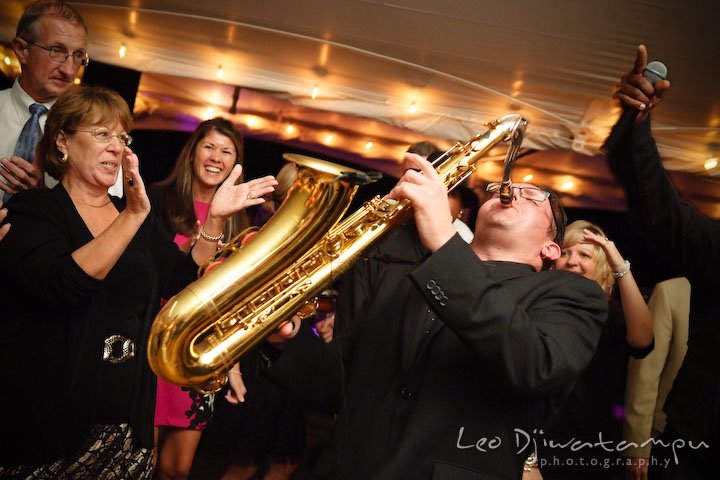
[0,184,198,465]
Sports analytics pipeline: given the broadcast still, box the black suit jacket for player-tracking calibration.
[606,117,720,454]
[268,225,607,479]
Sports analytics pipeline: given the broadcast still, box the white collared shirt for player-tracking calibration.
[0,79,123,197]
[453,218,474,243]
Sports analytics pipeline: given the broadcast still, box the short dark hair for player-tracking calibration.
[407,141,440,158]
[449,185,479,210]
[544,189,567,270]
[16,1,87,42]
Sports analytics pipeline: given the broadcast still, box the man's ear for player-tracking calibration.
[12,37,29,65]
[541,241,561,262]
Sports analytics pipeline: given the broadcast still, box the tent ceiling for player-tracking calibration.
[2,0,720,215]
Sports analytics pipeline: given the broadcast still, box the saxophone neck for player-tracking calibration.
[434,114,528,193]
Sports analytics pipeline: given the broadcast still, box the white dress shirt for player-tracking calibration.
[0,79,123,197]
[453,218,474,243]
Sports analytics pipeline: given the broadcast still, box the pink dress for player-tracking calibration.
[154,201,213,429]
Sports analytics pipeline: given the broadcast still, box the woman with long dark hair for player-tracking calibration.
[151,117,277,480]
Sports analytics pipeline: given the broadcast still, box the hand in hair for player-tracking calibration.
[580,228,626,273]
[582,229,653,349]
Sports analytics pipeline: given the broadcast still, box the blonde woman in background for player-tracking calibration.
[536,220,653,480]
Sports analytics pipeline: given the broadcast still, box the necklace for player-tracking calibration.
[73,198,112,208]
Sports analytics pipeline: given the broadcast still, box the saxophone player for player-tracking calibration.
[265,152,607,479]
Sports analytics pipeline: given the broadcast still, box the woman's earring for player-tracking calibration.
[60,152,68,163]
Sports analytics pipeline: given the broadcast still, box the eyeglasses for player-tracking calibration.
[485,182,551,202]
[486,182,563,244]
[22,38,89,67]
[75,128,133,146]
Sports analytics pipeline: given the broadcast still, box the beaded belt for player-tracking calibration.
[102,335,136,364]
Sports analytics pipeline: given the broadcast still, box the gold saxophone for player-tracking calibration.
[147,113,528,391]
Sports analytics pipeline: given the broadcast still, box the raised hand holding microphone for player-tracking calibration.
[601,45,671,153]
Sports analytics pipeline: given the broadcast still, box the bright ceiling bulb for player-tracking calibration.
[561,181,574,190]
[365,141,374,149]
[217,65,223,79]
[704,158,718,170]
[523,174,533,182]
[408,102,417,114]
[246,116,257,127]
[119,43,126,58]
[311,86,319,99]
[286,124,295,134]
[325,134,333,144]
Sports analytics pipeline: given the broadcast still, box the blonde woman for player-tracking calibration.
[536,220,653,480]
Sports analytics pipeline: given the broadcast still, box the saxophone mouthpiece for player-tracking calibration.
[499,182,514,205]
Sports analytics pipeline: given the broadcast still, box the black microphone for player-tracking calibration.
[601,60,667,153]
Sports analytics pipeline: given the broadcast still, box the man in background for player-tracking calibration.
[605,44,715,479]
[0,0,122,199]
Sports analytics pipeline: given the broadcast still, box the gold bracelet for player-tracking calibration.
[199,225,224,242]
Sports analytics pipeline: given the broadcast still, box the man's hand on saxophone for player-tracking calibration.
[387,152,456,253]
[267,314,303,347]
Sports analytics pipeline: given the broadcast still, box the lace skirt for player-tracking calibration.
[0,423,153,480]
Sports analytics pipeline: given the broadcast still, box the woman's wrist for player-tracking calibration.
[119,208,148,228]
[199,216,225,242]
[613,259,631,278]
[199,225,224,242]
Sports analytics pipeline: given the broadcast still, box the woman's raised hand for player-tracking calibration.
[122,146,150,218]
[209,164,278,220]
[582,228,626,273]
